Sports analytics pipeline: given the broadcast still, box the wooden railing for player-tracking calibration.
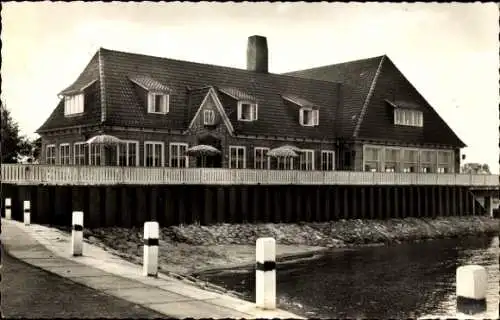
[1,164,499,187]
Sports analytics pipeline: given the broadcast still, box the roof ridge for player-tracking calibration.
[353,55,386,137]
[283,55,387,74]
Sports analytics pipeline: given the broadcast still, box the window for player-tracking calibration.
[321,150,335,171]
[275,157,294,170]
[74,143,88,165]
[299,150,315,170]
[394,109,423,127]
[364,146,381,172]
[300,108,319,126]
[46,145,56,165]
[229,146,246,169]
[437,150,454,174]
[402,149,418,173]
[254,147,270,169]
[89,144,102,166]
[118,141,139,166]
[145,142,164,167]
[384,148,400,172]
[59,144,71,165]
[237,102,258,121]
[169,143,188,168]
[147,93,169,114]
[203,109,215,125]
[64,94,84,116]
[420,150,436,173]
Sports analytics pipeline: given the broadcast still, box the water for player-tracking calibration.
[197,236,499,318]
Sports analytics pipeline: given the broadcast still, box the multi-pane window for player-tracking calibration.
[420,150,436,173]
[145,142,164,167]
[229,146,246,169]
[394,109,423,127]
[64,94,84,116]
[299,150,315,170]
[437,150,454,173]
[364,147,381,172]
[59,144,71,165]
[384,148,399,172]
[275,157,294,170]
[254,147,270,170]
[74,143,88,165]
[203,109,215,125]
[321,150,335,171]
[300,108,319,126]
[402,149,418,173]
[147,93,169,114]
[238,102,258,121]
[89,144,102,166]
[118,141,138,166]
[46,145,56,165]
[169,143,188,168]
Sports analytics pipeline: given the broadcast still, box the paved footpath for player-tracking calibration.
[1,219,301,319]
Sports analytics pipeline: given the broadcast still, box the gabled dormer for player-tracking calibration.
[219,87,258,122]
[129,75,171,115]
[60,79,96,117]
[282,95,319,127]
[386,99,423,127]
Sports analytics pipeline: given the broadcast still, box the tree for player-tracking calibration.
[1,101,32,163]
[461,162,491,174]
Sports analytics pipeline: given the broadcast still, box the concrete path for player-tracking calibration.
[1,219,302,319]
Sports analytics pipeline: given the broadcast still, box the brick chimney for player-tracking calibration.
[247,35,268,73]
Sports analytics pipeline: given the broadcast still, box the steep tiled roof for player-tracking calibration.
[129,75,171,92]
[282,95,319,108]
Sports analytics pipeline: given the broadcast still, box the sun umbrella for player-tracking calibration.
[267,146,300,158]
[86,134,123,145]
[185,144,221,157]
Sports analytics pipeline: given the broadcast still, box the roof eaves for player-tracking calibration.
[98,48,107,124]
[353,56,386,138]
[59,79,98,96]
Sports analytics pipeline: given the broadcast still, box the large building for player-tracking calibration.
[37,35,465,173]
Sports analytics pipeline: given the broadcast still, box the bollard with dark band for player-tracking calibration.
[256,237,276,310]
[71,211,84,256]
[5,198,12,220]
[23,200,30,226]
[456,265,487,315]
[143,221,159,277]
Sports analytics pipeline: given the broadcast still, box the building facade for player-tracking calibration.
[37,35,465,173]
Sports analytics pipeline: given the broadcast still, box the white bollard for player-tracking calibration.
[256,237,276,310]
[456,265,488,315]
[143,221,159,277]
[23,200,30,226]
[5,198,11,220]
[71,211,84,256]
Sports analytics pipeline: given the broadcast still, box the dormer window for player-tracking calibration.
[64,94,84,116]
[300,108,319,126]
[148,92,169,114]
[204,109,215,125]
[394,109,423,127]
[238,101,258,121]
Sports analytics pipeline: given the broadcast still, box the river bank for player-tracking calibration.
[49,216,498,277]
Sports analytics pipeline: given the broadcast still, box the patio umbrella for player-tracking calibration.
[86,134,123,146]
[266,145,301,158]
[185,144,221,157]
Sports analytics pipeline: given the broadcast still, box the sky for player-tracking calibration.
[2,2,499,173]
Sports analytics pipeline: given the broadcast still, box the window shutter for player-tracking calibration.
[299,109,304,125]
[254,104,258,120]
[237,103,242,120]
[164,95,169,113]
[314,110,319,126]
[147,93,153,112]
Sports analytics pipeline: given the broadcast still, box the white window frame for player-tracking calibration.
[321,150,335,171]
[419,149,437,173]
[437,150,454,174]
[64,94,84,116]
[401,148,419,173]
[46,144,56,165]
[58,143,71,165]
[237,101,258,121]
[147,92,169,114]
[229,146,246,169]
[203,109,216,125]
[254,147,270,170]
[299,149,315,171]
[169,143,189,168]
[394,109,423,127]
[299,108,319,127]
[363,145,382,172]
[89,144,102,166]
[117,140,139,167]
[144,141,164,167]
[276,157,294,170]
[383,147,400,173]
[73,142,88,165]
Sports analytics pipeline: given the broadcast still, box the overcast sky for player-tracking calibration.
[2,2,499,172]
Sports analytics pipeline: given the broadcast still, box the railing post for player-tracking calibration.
[256,237,276,310]
[456,265,487,315]
[23,200,31,226]
[5,198,12,220]
[143,221,159,277]
[71,211,84,256]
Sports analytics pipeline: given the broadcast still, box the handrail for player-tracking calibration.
[1,164,499,187]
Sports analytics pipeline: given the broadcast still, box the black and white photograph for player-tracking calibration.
[1,2,499,319]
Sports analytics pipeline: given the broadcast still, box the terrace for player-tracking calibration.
[2,164,499,187]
